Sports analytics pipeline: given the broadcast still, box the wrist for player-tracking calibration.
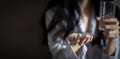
[107,38,117,41]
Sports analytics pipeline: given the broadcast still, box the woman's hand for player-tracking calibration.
[98,17,119,39]
[68,33,93,52]
[98,17,120,55]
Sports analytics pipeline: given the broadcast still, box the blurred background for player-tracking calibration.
[0,0,120,59]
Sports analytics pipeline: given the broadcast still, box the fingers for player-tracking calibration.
[96,17,101,21]
[103,29,119,39]
[98,17,119,28]
[76,33,80,44]
[108,34,119,39]
[103,18,119,27]
[68,33,77,45]
[97,17,119,23]
[103,18,118,22]
[105,25,119,30]
[68,33,77,40]
[83,34,93,44]
[98,17,120,39]
[90,35,93,41]
[79,34,93,46]
[68,33,81,45]
[82,35,90,45]
[68,33,94,46]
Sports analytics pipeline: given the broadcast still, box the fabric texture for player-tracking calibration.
[45,6,119,59]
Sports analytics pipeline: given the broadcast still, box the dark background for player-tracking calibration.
[0,0,120,59]
[0,0,51,59]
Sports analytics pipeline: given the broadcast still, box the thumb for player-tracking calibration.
[96,17,101,21]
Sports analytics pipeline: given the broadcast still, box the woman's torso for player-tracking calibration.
[46,6,115,59]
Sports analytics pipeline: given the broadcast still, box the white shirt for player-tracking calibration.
[45,6,119,59]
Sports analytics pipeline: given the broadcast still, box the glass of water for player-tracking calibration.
[99,1,116,31]
[99,1,116,47]
[99,1,116,19]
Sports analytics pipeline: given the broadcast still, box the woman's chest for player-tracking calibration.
[73,17,97,35]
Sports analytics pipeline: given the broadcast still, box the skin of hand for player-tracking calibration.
[98,17,119,39]
[68,33,93,53]
[97,17,120,56]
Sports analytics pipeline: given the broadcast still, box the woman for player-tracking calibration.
[41,0,120,59]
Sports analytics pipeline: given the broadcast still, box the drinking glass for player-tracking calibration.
[99,1,116,31]
[99,1,116,19]
[99,1,116,48]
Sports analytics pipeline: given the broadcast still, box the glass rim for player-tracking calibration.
[100,1,115,3]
